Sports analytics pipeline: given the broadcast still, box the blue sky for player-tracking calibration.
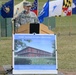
[14,34,56,53]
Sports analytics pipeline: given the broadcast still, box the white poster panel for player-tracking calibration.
[13,34,58,74]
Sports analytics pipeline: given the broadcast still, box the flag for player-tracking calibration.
[1,0,14,18]
[38,0,63,23]
[49,0,63,17]
[62,0,72,16]
[72,0,76,14]
[38,0,49,23]
[13,0,25,18]
[31,0,38,15]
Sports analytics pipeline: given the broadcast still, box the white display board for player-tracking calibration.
[12,34,58,74]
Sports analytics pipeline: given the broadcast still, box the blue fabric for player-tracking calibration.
[38,0,49,23]
[72,0,76,14]
[1,0,14,18]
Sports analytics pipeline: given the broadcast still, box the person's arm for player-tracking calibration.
[15,14,21,27]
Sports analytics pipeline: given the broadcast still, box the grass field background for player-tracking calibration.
[0,0,76,73]
[0,15,76,72]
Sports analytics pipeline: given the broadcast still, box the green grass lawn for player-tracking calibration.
[1,15,76,72]
[55,15,76,34]
[57,35,76,72]
[0,30,76,72]
[55,15,76,72]
[0,37,12,65]
[0,0,48,4]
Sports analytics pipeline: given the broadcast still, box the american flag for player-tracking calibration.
[31,0,38,15]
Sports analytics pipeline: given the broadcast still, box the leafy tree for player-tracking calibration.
[14,39,32,51]
[52,40,56,57]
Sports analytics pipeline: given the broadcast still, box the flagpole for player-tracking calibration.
[35,0,38,16]
[48,17,50,30]
[0,17,1,39]
[69,16,72,35]
[69,0,72,36]
[37,0,39,16]
[11,0,15,72]
[48,0,50,30]
[58,16,61,36]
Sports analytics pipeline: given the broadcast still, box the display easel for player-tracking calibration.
[4,19,16,74]
[6,20,56,75]
[0,17,66,75]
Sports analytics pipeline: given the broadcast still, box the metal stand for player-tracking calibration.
[6,66,13,74]
[13,18,16,34]
[5,18,16,75]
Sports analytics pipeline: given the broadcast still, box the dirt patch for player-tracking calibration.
[63,72,76,75]
[59,70,76,75]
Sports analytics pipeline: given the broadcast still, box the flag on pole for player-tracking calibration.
[38,0,49,23]
[49,0,63,17]
[62,0,72,16]
[31,0,38,15]
[14,0,25,18]
[1,0,14,18]
[72,0,76,14]
[38,0,63,23]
